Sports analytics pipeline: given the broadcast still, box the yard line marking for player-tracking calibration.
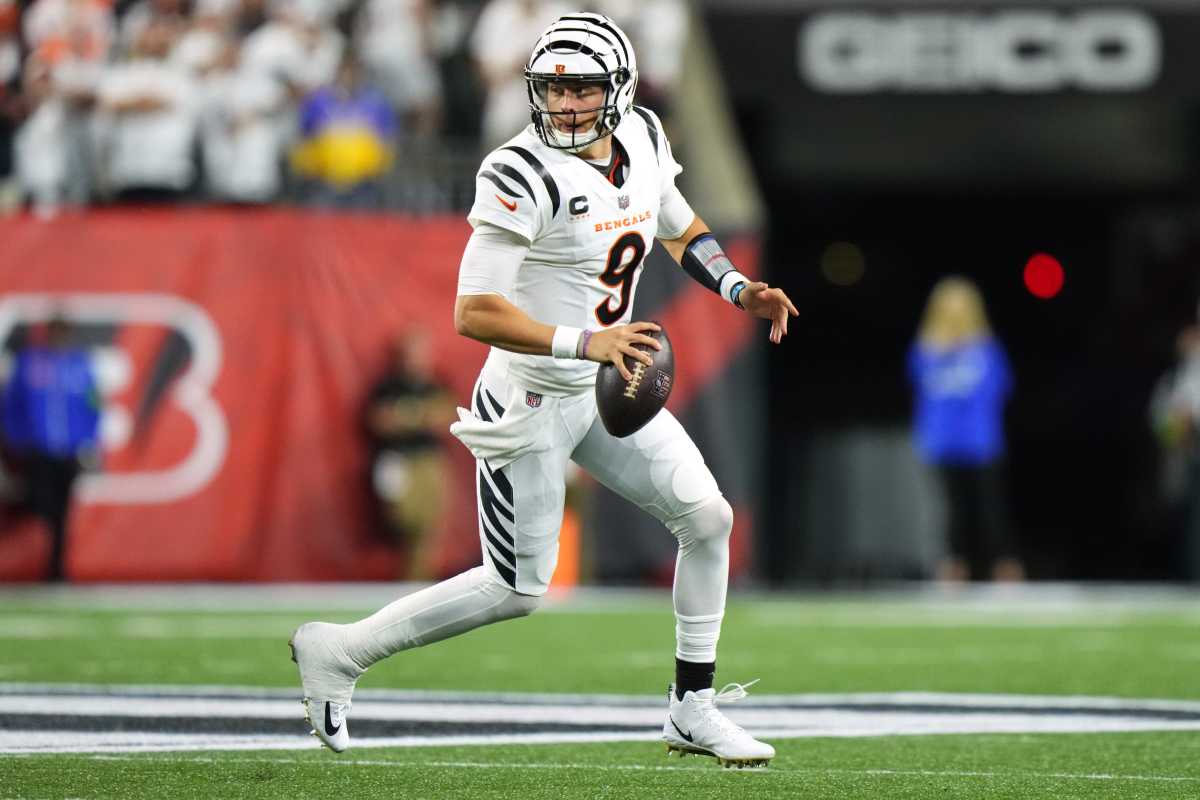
[72,755,1200,783]
[83,755,733,773]
[4,684,1200,714]
[10,693,1200,723]
[7,686,1200,754]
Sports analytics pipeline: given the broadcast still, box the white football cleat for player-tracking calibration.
[304,698,350,753]
[289,622,363,753]
[663,680,775,768]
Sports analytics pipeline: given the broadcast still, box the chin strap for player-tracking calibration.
[545,116,606,153]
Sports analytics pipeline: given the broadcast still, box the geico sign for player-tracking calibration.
[800,9,1160,92]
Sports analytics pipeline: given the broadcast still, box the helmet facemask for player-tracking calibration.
[524,14,638,153]
[525,70,633,153]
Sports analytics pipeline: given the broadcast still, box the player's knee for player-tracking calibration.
[697,495,734,543]
[496,587,543,619]
[473,567,544,621]
[669,495,733,550]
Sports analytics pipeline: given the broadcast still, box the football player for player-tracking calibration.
[291,12,797,768]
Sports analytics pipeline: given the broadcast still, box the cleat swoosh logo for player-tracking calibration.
[324,703,341,737]
[495,194,518,212]
[669,716,694,742]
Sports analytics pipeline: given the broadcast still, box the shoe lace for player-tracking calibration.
[695,679,760,738]
[714,679,760,704]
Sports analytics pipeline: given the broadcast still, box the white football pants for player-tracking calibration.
[342,361,731,670]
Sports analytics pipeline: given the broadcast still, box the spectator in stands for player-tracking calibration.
[470,0,569,150]
[592,0,686,116]
[1,318,100,582]
[363,329,454,580]
[1151,306,1200,580]
[169,0,245,73]
[238,0,343,188]
[13,0,111,214]
[117,0,189,57]
[909,277,1023,583]
[0,0,19,211]
[290,52,396,208]
[355,0,442,137]
[94,17,198,201]
[196,37,287,202]
[241,0,343,105]
[22,0,113,54]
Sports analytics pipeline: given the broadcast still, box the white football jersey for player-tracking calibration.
[467,105,684,396]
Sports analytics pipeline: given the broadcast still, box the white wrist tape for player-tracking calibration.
[718,271,750,306]
[552,325,583,360]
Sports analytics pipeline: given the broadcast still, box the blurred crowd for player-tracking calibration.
[0,0,686,216]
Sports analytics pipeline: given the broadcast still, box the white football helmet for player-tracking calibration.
[524,13,638,152]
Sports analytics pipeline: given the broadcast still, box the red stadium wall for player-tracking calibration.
[0,208,757,582]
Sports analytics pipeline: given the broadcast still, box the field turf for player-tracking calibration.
[2,585,1199,799]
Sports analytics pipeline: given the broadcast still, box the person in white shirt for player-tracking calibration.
[14,0,111,213]
[470,0,570,150]
[116,0,187,57]
[355,0,442,134]
[193,38,287,202]
[238,0,344,158]
[290,12,796,769]
[95,19,197,199]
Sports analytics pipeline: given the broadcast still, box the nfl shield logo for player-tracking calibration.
[618,195,630,210]
[652,372,672,400]
[526,391,543,408]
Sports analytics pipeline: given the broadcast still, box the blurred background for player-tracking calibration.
[0,0,1198,592]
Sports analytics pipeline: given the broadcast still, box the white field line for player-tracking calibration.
[5,684,1200,714]
[6,719,1200,755]
[59,755,1200,784]
[0,731,665,754]
[6,686,1200,754]
[8,695,1200,731]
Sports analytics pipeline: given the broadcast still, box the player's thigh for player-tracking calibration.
[476,439,571,596]
[571,408,720,523]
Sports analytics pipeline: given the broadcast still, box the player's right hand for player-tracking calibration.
[585,322,661,381]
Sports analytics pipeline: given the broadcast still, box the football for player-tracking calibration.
[595,323,674,438]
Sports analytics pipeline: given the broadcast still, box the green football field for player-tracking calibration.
[2,584,1200,799]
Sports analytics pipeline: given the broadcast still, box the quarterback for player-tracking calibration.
[291,12,797,768]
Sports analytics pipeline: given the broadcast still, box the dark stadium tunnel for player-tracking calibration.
[759,190,1200,583]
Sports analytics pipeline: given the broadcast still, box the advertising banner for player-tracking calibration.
[704,2,1200,188]
[0,209,759,582]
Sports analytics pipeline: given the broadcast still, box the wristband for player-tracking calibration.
[576,329,594,360]
[730,280,747,310]
[718,270,750,307]
[552,325,583,359]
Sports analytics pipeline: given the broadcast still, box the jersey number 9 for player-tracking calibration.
[595,232,647,326]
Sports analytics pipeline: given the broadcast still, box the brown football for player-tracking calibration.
[595,324,674,438]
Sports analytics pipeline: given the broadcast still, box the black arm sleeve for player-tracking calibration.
[680,232,735,294]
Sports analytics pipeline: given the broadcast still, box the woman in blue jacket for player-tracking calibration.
[909,277,1023,583]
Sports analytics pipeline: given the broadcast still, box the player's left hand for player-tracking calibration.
[738,282,798,344]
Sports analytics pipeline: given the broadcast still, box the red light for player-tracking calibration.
[1024,253,1064,299]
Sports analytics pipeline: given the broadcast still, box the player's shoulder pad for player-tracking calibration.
[629,105,667,164]
[477,137,562,220]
